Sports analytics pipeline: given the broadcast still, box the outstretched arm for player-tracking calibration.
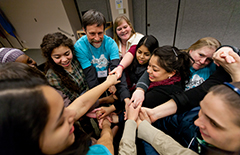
[67,74,120,121]
[141,99,177,123]
[96,119,114,155]
[110,49,135,79]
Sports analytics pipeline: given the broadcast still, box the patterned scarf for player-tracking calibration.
[148,72,181,90]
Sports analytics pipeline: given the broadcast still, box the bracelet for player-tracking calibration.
[118,64,124,69]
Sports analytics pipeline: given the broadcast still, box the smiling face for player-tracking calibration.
[147,55,175,82]
[51,45,73,71]
[84,24,104,48]
[116,20,132,43]
[194,92,240,152]
[136,45,151,65]
[189,46,216,70]
[39,86,76,154]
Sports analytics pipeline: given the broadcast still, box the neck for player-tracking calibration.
[121,40,127,45]
[65,65,73,73]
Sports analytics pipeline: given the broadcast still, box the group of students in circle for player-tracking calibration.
[0,9,240,155]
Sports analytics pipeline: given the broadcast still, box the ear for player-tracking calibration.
[168,70,176,78]
[83,27,86,33]
[189,49,193,54]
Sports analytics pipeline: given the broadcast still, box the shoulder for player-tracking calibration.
[45,68,57,77]
[150,83,183,92]
[128,33,144,44]
[104,35,116,43]
[75,36,88,47]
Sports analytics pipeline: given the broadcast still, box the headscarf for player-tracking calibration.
[0,48,24,63]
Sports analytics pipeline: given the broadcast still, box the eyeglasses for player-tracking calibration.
[223,82,240,96]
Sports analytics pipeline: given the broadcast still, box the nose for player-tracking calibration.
[147,66,152,74]
[94,34,100,41]
[140,53,144,58]
[61,56,68,62]
[194,114,205,129]
[199,58,207,64]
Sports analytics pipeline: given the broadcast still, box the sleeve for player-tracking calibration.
[74,37,92,69]
[46,72,72,106]
[118,120,137,155]
[136,70,150,92]
[172,66,232,113]
[138,120,198,155]
[87,144,112,155]
[143,86,182,109]
[110,59,131,103]
[128,45,137,56]
[46,71,66,93]
[83,66,99,89]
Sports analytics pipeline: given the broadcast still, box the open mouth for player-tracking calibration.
[69,125,75,135]
[62,61,70,67]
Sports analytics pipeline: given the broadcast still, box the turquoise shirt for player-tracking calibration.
[185,62,216,90]
[74,35,119,72]
[86,144,112,155]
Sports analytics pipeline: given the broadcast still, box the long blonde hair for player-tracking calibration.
[113,15,136,47]
[185,37,221,53]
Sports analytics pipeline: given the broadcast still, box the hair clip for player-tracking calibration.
[223,82,240,96]
[172,48,178,57]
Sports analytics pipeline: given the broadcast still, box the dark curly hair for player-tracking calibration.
[152,45,192,88]
[40,32,81,93]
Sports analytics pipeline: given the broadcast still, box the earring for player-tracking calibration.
[168,76,171,79]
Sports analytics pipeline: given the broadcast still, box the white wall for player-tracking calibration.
[0,0,80,49]
[109,0,133,26]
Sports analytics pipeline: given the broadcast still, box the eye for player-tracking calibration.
[57,117,65,128]
[199,54,204,57]
[123,25,128,29]
[117,28,122,31]
[98,32,103,35]
[137,50,142,54]
[89,33,95,36]
[65,51,70,56]
[54,56,60,59]
[27,58,33,64]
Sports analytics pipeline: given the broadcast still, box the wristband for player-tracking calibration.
[118,64,124,70]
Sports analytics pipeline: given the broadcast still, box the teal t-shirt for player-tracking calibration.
[86,144,112,155]
[185,62,216,90]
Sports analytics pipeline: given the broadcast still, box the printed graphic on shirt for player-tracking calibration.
[91,54,109,72]
[185,74,204,90]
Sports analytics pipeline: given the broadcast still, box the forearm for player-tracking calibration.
[83,66,99,89]
[120,52,134,68]
[97,123,114,155]
[68,80,113,120]
[152,99,177,120]
[116,71,131,102]
[138,121,197,155]
[136,71,150,92]
[119,120,137,155]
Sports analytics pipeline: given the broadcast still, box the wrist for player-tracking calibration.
[118,64,124,70]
